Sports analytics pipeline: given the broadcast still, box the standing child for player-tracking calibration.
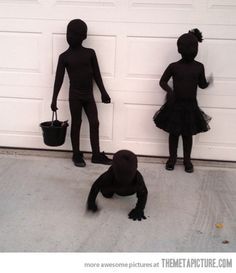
[51,19,112,167]
[154,29,212,173]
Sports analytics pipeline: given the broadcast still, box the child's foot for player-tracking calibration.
[91,152,112,165]
[184,161,194,173]
[165,157,176,171]
[72,152,86,167]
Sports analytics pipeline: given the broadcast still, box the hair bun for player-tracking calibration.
[188,28,203,42]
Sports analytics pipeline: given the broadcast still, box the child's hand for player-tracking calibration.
[101,92,111,104]
[166,90,175,105]
[87,202,99,213]
[207,73,213,85]
[128,208,147,221]
[51,101,58,111]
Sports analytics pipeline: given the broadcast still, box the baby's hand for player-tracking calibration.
[87,202,99,213]
[207,73,213,85]
[128,208,147,221]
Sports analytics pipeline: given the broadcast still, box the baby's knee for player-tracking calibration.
[101,189,114,198]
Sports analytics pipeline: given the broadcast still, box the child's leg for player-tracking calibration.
[84,98,112,165]
[101,188,114,198]
[83,98,100,155]
[69,100,83,155]
[166,133,179,170]
[182,134,193,173]
[169,133,179,159]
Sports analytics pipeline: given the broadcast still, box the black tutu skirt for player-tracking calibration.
[153,99,211,136]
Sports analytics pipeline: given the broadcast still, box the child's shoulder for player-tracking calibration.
[56,51,67,64]
[193,61,205,72]
[82,47,96,54]
[165,61,180,71]
[168,61,180,68]
[194,60,204,67]
[59,50,69,59]
[59,47,96,59]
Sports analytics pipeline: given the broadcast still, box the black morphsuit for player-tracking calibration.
[153,29,212,172]
[51,19,111,167]
[87,150,148,221]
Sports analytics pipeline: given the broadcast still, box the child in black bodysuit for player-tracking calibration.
[154,29,212,173]
[51,19,112,167]
[87,150,148,221]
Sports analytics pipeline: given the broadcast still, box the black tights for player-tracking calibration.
[69,98,100,156]
[169,134,193,163]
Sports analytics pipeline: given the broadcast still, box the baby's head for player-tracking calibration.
[112,150,138,184]
[177,29,203,62]
[66,19,87,48]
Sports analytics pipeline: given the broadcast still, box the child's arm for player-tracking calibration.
[87,170,112,212]
[91,50,111,103]
[128,172,148,221]
[198,64,210,89]
[159,64,175,104]
[51,55,66,111]
[159,64,173,93]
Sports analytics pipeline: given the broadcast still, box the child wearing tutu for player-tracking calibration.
[153,29,212,173]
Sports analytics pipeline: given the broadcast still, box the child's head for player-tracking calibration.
[66,19,87,48]
[177,29,203,62]
[112,150,138,184]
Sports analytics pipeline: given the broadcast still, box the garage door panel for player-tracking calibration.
[198,39,236,79]
[126,37,178,80]
[122,103,166,144]
[0,98,42,134]
[0,31,41,72]
[196,108,236,146]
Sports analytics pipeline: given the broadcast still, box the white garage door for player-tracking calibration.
[0,0,236,161]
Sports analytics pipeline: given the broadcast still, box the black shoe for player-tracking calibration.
[165,157,176,171]
[184,161,194,173]
[91,152,112,165]
[72,152,86,167]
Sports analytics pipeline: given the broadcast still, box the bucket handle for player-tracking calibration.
[51,111,58,126]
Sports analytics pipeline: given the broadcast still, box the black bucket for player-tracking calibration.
[40,111,69,147]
